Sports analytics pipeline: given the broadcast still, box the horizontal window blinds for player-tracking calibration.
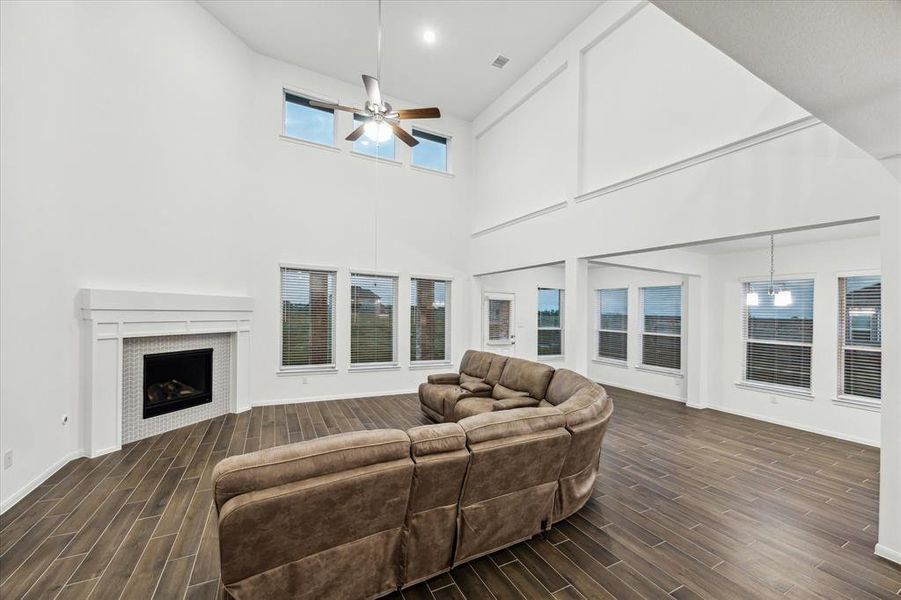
[538,288,564,357]
[598,288,628,361]
[641,285,682,370]
[839,276,881,400]
[488,299,512,342]
[281,267,335,368]
[742,279,814,389]
[351,273,398,365]
[410,278,450,362]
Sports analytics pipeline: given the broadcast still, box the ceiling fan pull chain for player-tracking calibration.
[376,0,382,84]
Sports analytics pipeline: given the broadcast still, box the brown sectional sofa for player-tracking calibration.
[212,352,612,599]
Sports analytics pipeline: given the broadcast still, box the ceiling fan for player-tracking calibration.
[309,0,441,147]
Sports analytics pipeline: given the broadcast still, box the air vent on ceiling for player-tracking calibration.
[490,55,510,69]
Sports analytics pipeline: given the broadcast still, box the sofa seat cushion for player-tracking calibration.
[492,384,529,400]
[454,397,495,421]
[461,380,491,393]
[493,396,540,411]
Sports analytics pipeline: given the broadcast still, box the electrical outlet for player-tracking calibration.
[61,414,69,426]
[3,450,12,470]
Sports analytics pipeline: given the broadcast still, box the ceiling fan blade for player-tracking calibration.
[309,100,366,115]
[395,107,441,120]
[388,121,419,147]
[362,74,382,106]
[346,122,368,142]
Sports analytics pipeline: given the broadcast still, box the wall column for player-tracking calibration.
[564,258,590,373]
[685,275,709,408]
[877,172,901,565]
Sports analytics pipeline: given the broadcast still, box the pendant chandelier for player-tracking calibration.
[746,235,793,307]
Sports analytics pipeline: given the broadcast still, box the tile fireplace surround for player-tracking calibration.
[79,289,253,457]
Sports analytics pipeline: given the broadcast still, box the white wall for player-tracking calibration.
[587,265,690,402]
[705,236,882,446]
[468,0,897,273]
[473,266,566,365]
[0,1,474,508]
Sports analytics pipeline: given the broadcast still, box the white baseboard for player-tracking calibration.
[250,388,418,408]
[875,543,901,565]
[594,380,686,404]
[707,405,879,448]
[0,449,85,514]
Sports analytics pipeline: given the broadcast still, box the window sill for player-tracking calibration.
[593,357,628,369]
[279,134,341,153]
[349,363,401,372]
[834,394,881,412]
[636,365,683,378]
[539,355,565,362]
[734,380,813,400]
[409,361,454,370]
[410,164,454,178]
[277,366,338,377]
[349,150,402,166]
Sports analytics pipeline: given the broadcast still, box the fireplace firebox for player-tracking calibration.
[143,348,213,419]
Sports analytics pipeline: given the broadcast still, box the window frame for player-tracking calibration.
[537,287,565,359]
[836,271,881,410]
[596,288,629,365]
[281,88,339,149]
[639,285,683,375]
[409,276,452,366]
[349,271,400,370]
[410,126,452,174]
[278,263,338,375]
[737,276,815,398]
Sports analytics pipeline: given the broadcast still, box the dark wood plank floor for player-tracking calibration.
[1,387,899,599]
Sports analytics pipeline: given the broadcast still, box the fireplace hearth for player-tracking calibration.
[143,348,213,419]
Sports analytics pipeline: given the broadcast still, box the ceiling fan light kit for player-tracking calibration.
[308,0,441,147]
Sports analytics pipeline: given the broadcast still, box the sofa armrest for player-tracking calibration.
[427,372,460,385]
[212,429,410,511]
[493,396,540,411]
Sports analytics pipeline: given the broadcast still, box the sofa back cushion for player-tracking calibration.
[497,357,554,400]
[214,430,413,598]
[212,429,410,510]
[403,423,470,585]
[484,355,508,386]
[460,350,493,380]
[545,368,593,406]
[455,408,570,563]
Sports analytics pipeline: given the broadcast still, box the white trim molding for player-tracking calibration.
[0,450,85,514]
[250,388,417,407]
[709,404,879,448]
[79,289,253,457]
[874,543,901,566]
[471,201,568,238]
[575,116,822,203]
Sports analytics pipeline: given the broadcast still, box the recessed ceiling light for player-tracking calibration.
[423,29,436,44]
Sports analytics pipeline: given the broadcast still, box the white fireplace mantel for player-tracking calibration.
[79,289,253,457]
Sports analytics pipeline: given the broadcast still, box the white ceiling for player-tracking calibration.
[683,220,880,255]
[198,0,602,120]
[651,0,901,161]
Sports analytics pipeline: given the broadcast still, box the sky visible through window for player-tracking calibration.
[285,95,334,145]
[353,115,395,160]
[412,129,448,172]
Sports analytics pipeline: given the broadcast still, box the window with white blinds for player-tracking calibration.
[839,275,881,402]
[537,288,564,357]
[280,267,336,369]
[742,279,814,390]
[641,285,682,371]
[597,288,628,361]
[351,273,398,365]
[410,278,450,363]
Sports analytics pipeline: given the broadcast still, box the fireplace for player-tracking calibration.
[143,348,213,419]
